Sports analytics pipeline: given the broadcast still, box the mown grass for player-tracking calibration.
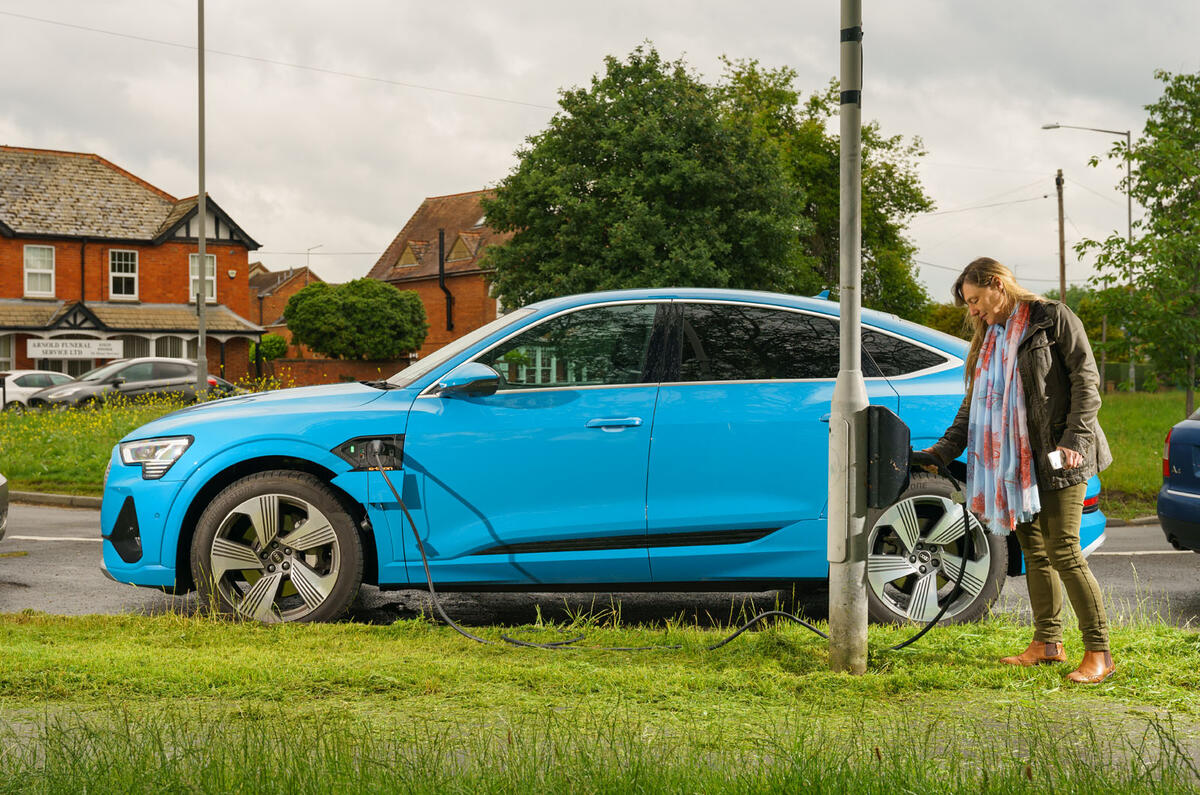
[1097,390,1186,520]
[0,609,1197,791]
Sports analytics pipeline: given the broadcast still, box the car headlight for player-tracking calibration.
[119,436,193,480]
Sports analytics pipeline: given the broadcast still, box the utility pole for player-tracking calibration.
[194,0,208,391]
[1056,169,1066,300]
[828,0,868,675]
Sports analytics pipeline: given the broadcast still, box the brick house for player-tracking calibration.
[367,190,511,358]
[0,146,261,379]
[248,262,324,358]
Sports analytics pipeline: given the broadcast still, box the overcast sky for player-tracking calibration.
[2,1,1197,305]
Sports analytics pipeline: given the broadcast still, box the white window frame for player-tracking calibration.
[109,249,139,300]
[0,334,12,371]
[189,253,217,303]
[24,245,55,297]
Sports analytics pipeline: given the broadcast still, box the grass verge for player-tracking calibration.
[0,609,1197,791]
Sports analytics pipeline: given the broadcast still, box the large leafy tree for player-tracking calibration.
[716,61,933,319]
[1079,69,1200,414]
[284,279,428,360]
[481,46,817,307]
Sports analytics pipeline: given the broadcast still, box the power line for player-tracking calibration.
[0,9,556,111]
[915,259,1093,285]
[1065,177,1123,207]
[259,251,381,256]
[915,193,1051,218]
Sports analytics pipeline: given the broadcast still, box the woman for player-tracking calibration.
[915,257,1115,684]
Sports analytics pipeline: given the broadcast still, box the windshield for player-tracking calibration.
[386,309,537,388]
[77,360,130,382]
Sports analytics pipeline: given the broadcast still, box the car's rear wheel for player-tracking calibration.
[865,472,1006,624]
[3,401,24,413]
[191,471,363,623]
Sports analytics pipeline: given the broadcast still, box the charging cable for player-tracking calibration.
[370,443,973,652]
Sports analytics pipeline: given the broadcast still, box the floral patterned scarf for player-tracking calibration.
[967,301,1040,534]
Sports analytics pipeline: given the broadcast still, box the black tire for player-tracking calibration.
[864,472,1006,625]
[191,470,363,623]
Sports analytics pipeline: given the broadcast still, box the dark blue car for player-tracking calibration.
[1158,409,1200,552]
[101,288,1107,624]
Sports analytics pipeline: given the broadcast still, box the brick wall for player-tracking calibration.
[395,272,497,358]
[264,357,415,387]
[0,237,251,317]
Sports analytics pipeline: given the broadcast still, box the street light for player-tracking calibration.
[1042,122,1135,390]
[305,244,323,274]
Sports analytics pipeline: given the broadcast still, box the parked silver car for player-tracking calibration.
[27,357,239,408]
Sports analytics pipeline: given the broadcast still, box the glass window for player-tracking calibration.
[154,362,193,379]
[49,373,73,385]
[114,335,151,359]
[24,245,54,296]
[156,337,184,358]
[476,303,659,390]
[119,362,156,383]
[110,250,138,299]
[0,335,11,370]
[862,329,948,377]
[189,254,216,302]
[14,374,45,388]
[678,304,841,381]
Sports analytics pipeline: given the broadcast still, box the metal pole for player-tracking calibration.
[195,0,208,391]
[828,0,869,675]
[1056,169,1066,300]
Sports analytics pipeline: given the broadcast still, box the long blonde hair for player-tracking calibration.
[954,257,1044,390]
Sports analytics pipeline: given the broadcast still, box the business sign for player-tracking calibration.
[26,339,124,359]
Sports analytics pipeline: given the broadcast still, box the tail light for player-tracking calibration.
[1163,427,1173,479]
[1082,494,1100,513]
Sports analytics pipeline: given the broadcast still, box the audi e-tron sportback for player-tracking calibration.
[101,289,1106,624]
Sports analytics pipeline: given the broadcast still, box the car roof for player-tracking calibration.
[0,369,75,377]
[521,288,968,357]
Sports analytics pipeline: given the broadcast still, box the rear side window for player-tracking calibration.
[862,329,948,376]
[678,303,841,381]
[476,303,660,390]
[119,362,156,382]
[154,362,193,379]
[15,374,49,388]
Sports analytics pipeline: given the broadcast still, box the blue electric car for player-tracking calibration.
[101,289,1107,624]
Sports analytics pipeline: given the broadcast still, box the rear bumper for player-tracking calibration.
[0,473,8,542]
[1158,486,1200,552]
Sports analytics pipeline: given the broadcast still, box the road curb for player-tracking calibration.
[10,491,102,509]
[1106,515,1159,528]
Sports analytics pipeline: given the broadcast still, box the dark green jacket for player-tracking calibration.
[929,300,1112,491]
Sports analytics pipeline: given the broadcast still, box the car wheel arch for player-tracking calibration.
[175,455,375,592]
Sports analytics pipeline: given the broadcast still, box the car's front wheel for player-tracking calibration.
[191,471,363,623]
[865,472,1006,624]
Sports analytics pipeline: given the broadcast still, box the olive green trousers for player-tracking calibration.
[1014,482,1110,652]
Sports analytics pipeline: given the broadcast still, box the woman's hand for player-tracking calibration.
[910,449,942,474]
[1056,445,1083,469]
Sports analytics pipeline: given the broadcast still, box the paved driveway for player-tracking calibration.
[1,503,1196,628]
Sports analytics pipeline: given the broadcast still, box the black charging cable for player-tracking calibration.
[369,443,973,653]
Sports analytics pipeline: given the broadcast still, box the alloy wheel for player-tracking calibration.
[866,494,990,622]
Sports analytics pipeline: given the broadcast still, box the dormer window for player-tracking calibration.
[397,244,420,267]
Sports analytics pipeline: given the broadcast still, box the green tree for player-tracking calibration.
[481,46,816,307]
[922,302,970,340]
[250,333,289,363]
[283,279,428,360]
[1078,69,1200,414]
[717,62,934,320]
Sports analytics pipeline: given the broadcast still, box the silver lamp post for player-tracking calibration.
[1042,122,1135,390]
[305,244,323,274]
[194,0,208,391]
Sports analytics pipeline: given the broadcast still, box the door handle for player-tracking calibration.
[820,413,831,423]
[586,417,643,429]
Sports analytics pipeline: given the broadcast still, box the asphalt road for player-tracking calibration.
[1,503,1197,628]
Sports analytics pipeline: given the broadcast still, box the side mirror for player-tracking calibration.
[436,362,500,398]
[110,377,126,387]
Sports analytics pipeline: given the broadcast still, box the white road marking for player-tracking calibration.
[4,535,102,543]
[1091,550,1192,556]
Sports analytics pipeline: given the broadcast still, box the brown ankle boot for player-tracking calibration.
[1000,641,1067,666]
[1067,650,1115,684]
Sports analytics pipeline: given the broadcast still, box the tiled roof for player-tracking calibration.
[0,146,176,239]
[368,190,512,283]
[0,298,260,335]
[248,266,322,297]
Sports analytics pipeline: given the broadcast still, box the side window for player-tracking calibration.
[119,363,156,383]
[476,303,660,390]
[153,362,193,379]
[49,374,74,385]
[862,329,948,377]
[678,304,841,381]
[15,374,45,388]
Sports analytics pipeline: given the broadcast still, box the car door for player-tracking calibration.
[112,361,158,400]
[394,301,669,586]
[645,301,899,584]
[151,361,198,399]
